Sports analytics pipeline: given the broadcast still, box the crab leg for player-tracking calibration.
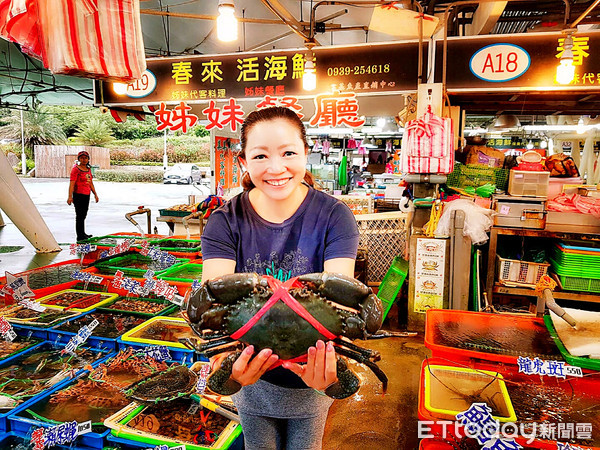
[202,342,243,359]
[334,346,388,393]
[333,337,381,361]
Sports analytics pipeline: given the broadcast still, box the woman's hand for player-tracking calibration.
[212,345,279,388]
[94,193,99,203]
[67,196,73,205]
[282,340,338,391]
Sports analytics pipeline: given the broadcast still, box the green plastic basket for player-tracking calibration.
[84,235,147,248]
[376,256,409,320]
[148,238,202,253]
[95,253,185,277]
[552,245,600,268]
[158,208,194,217]
[446,163,509,191]
[98,296,178,318]
[550,258,600,279]
[544,315,600,371]
[158,263,203,282]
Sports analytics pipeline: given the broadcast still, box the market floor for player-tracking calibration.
[322,330,430,450]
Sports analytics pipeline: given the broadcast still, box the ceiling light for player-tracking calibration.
[217,0,238,42]
[526,140,534,150]
[303,58,316,91]
[556,32,575,85]
[112,82,128,95]
[491,114,521,130]
[540,140,548,149]
[376,118,386,128]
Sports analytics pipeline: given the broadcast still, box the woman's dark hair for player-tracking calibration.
[239,106,314,190]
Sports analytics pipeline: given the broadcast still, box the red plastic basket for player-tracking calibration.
[419,358,600,450]
[424,309,562,365]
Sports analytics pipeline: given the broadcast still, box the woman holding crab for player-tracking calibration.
[200,106,359,449]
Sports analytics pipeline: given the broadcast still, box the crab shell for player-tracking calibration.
[187,272,383,347]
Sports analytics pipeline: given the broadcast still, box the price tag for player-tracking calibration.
[565,365,583,377]
[19,299,46,312]
[187,402,200,415]
[499,205,510,215]
[131,414,160,433]
[0,317,16,341]
[77,420,92,435]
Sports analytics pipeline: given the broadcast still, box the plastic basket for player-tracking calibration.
[148,238,202,253]
[419,357,600,450]
[159,208,194,217]
[158,263,203,283]
[0,259,84,300]
[446,163,509,191]
[544,315,600,371]
[119,317,200,350]
[555,273,600,293]
[95,253,185,277]
[37,289,118,312]
[496,255,550,288]
[376,256,409,320]
[98,296,178,318]
[355,212,408,283]
[424,309,562,364]
[48,311,149,351]
[2,342,113,435]
[4,305,82,328]
[508,170,550,197]
[104,399,242,450]
[423,363,516,422]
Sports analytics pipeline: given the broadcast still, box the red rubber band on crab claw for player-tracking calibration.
[230,276,337,342]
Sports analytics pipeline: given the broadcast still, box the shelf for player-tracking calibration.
[493,283,600,303]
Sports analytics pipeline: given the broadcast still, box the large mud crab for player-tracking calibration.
[182,272,387,399]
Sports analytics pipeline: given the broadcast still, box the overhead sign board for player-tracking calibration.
[94,41,426,106]
[436,31,600,91]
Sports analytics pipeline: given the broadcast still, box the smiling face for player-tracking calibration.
[240,117,308,202]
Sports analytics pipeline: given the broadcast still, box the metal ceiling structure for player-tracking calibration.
[1,0,600,117]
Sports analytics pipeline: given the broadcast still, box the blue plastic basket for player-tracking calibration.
[12,323,50,341]
[48,310,149,352]
[1,341,114,433]
[0,431,80,449]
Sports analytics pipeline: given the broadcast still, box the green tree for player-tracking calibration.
[0,106,67,158]
[73,118,114,145]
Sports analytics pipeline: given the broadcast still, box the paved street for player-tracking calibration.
[0,178,210,273]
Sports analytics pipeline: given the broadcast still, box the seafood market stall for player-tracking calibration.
[0,231,247,449]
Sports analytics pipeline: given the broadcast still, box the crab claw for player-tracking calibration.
[186,285,215,323]
[207,351,243,396]
[324,357,360,399]
[186,273,264,324]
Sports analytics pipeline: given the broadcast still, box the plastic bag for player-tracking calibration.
[434,199,494,245]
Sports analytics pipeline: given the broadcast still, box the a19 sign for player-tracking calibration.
[469,43,531,82]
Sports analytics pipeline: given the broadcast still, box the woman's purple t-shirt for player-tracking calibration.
[201,187,359,389]
[201,187,359,280]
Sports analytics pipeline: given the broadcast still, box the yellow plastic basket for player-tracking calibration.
[104,400,241,450]
[119,316,201,349]
[37,289,118,313]
[424,364,516,422]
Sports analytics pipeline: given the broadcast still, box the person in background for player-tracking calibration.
[67,150,98,242]
[385,156,394,174]
[200,106,359,450]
